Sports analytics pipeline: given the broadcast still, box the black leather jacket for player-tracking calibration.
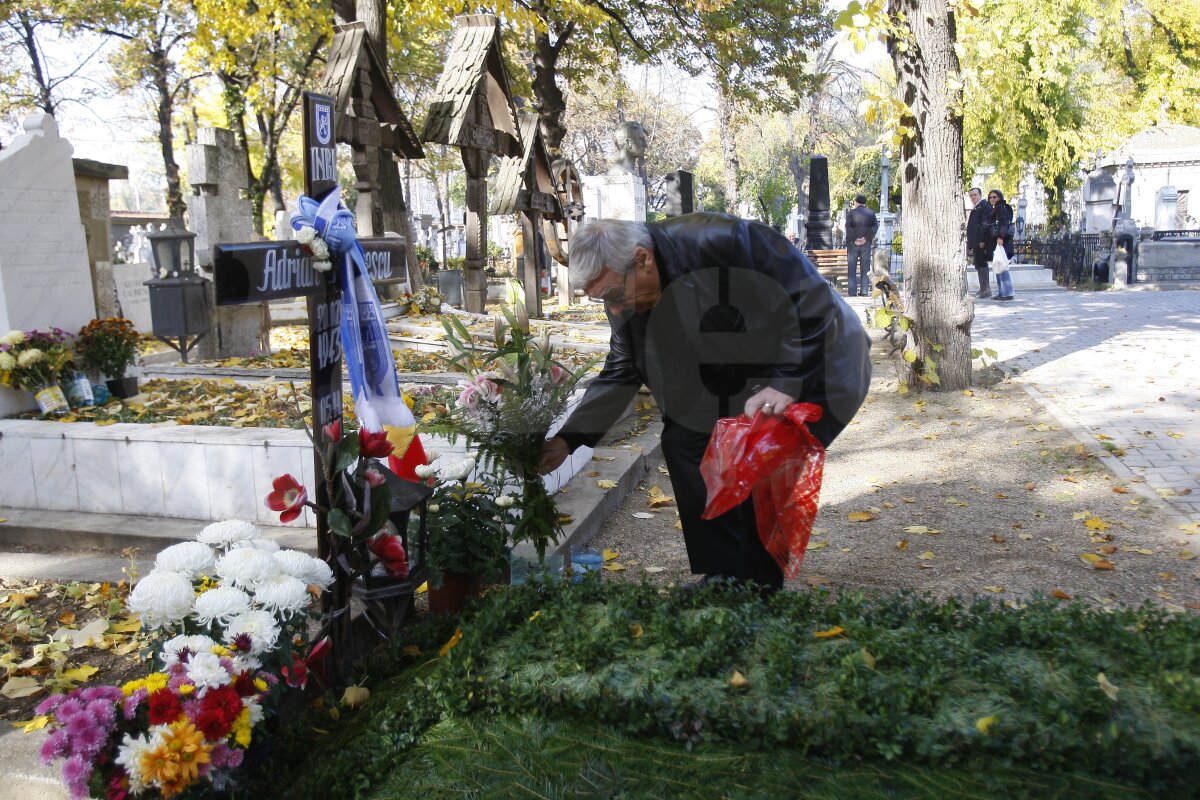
[557,213,872,449]
[845,205,879,244]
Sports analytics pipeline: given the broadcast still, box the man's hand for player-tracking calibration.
[745,386,796,418]
[854,237,867,246]
[541,436,570,474]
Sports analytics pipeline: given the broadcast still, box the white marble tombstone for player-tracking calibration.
[111,261,155,333]
[1155,186,1180,231]
[0,113,96,417]
[581,174,647,223]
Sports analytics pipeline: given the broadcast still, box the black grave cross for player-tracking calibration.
[210,92,408,653]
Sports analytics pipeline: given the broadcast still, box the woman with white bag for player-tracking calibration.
[985,189,1016,301]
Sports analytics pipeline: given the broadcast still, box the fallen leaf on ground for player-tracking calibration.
[808,541,828,551]
[904,525,941,535]
[976,716,997,735]
[1179,523,1200,535]
[643,566,665,573]
[982,585,1004,593]
[991,535,1006,543]
[729,670,749,688]
[596,479,618,489]
[1084,516,1112,532]
[1024,482,1036,491]
[918,551,936,560]
[632,512,656,519]
[847,511,875,522]
[603,562,626,572]
[1019,533,1033,540]
[646,485,675,508]
[11,715,50,733]
[1,677,42,699]
[585,470,600,477]
[1080,553,1115,570]
[602,548,619,561]
[813,626,844,639]
[1050,589,1072,600]
[897,539,909,550]
[341,685,370,709]
[1112,486,1130,494]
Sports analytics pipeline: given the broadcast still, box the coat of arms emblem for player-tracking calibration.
[316,104,332,146]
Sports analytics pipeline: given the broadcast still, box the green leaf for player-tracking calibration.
[363,484,392,540]
[903,349,918,363]
[873,308,893,329]
[334,434,360,474]
[971,348,982,358]
[984,348,998,358]
[930,343,944,353]
[924,356,941,386]
[328,509,353,538]
[899,316,911,331]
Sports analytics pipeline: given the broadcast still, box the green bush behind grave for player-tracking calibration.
[252,579,1200,799]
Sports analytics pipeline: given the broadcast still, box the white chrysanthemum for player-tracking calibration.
[253,574,310,618]
[192,585,251,627]
[127,571,196,630]
[294,225,316,245]
[160,634,219,667]
[245,698,265,725]
[116,730,161,793]
[185,651,232,694]
[223,609,280,655]
[215,547,279,588]
[198,519,261,549]
[495,494,516,508]
[313,259,332,273]
[0,352,15,371]
[413,464,437,479]
[237,537,280,553]
[0,330,25,346]
[17,348,44,367]
[154,541,216,578]
[273,550,333,590]
[310,238,330,260]
[230,652,261,673]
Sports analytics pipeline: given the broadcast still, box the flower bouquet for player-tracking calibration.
[0,327,75,415]
[38,520,333,799]
[401,285,443,316]
[77,318,141,397]
[438,282,596,562]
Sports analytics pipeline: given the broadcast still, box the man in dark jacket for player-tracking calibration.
[541,214,872,590]
[966,187,991,298]
[845,194,878,296]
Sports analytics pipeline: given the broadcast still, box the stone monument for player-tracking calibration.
[0,113,96,416]
[73,158,129,320]
[1155,186,1180,231]
[804,155,833,249]
[1081,157,1117,234]
[662,170,695,217]
[188,127,271,359]
[581,120,648,223]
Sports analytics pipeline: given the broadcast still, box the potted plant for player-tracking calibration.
[0,328,74,415]
[77,317,141,398]
[421,459,513,614]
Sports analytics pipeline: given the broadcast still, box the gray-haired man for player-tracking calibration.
[541,213,871,591]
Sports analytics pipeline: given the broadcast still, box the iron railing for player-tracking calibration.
[1012,234,1108,286]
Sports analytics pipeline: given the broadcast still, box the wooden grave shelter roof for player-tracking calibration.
[322,21,424,159]
[492,112,562,219]
[419,14,521,158]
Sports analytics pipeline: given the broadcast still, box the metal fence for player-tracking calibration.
[1012,234,1107,286]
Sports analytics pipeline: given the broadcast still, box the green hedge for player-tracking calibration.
[250,580,1200,799]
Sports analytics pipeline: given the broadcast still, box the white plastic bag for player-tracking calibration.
[991,247,1010,274]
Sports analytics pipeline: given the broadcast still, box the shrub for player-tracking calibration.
[77,317,140,379]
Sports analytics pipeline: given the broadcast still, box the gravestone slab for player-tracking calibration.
[581,174,646,222]
[111,261,154,332]
[0,113,95,417]
[188,127,270,359]
[1135,240,1200,282]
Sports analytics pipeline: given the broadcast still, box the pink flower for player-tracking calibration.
[39,730,68,764]
[266,474,308,523]
[456,381,480,410]
[474,374,503,404]
[549,364,570,386]
[322,419,341,443]
[364,468,386,488]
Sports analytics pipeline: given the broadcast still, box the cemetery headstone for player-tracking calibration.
[0,113,95,417]
[111,261,155,332]
[188,127,270,359]
[73,158,129,320]
[662,170,695,218]
[805,156,833,249]
[1082,161,1117,234]
[1155,186,1180,230]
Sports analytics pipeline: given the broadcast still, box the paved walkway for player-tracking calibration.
[965,290,1200,523]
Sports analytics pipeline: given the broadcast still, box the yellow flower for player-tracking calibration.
[253,678,268,692]
[178,683,196,696]
[210,645,231,657]
[438,628,464,657]
[140,719,211,797]
[122,672,169,696]
[230,706,252,748]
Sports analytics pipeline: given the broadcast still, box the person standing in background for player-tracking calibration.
[986,189,1016,301]
[845,194,878,297]
[966,187,991,299]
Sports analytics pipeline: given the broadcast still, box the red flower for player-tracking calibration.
[195,685,242,739]
[233,671,258,697]
[358,428,394,458]
[147,689,183,725]
[281,654,308,690]
[266,474,308,523]
[322,419,341,443]
[364,468,386,488]
[368,533,409,578]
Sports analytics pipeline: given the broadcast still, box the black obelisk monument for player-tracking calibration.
[804,156,833,250]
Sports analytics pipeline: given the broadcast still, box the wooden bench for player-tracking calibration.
[807,249,847,291]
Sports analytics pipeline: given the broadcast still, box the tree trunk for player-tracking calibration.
[17,12,54,115]
[532,24,572,153]
[717,89,739,214]
[220,72,267,233]
[151,47,186,219]
[890,0,972,391]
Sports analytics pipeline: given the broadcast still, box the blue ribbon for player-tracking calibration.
[291,188,407,433]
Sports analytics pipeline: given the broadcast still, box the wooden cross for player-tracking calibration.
[210,92,408,654]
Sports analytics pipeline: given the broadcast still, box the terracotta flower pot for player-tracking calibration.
[428,571,483,615]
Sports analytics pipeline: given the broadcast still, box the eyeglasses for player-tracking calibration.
[585,268,633,306]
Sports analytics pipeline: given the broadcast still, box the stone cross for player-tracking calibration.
[188,127,271,359]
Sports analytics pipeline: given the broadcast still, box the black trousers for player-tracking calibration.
[973,248,991,295]
[660,418,784,589]
[847,243,871,296]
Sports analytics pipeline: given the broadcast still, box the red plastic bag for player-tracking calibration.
[700,403,826,579]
